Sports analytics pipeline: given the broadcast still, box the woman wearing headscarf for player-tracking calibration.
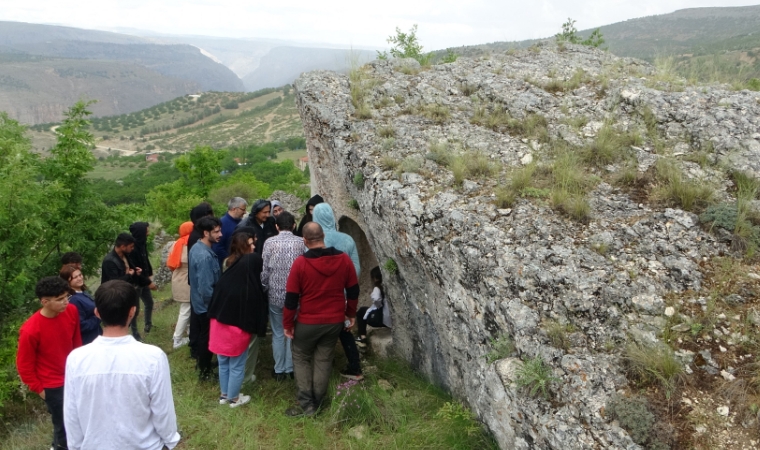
[295,195,323,237]
[167,221,193,349]
[128,222,158,334]
[236,199,278,255]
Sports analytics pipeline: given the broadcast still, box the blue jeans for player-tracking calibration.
[218,351,248,400]
[269,304,293,374]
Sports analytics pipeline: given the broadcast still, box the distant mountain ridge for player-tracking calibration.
[0,21,244,124]
[451,5,760,62]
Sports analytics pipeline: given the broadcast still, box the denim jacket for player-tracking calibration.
[188,242,221,314]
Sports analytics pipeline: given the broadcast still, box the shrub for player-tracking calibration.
[581,124,641,167]
[731,170,760,201]
[421,104,450,124]
[380,156,400,170]
[701,202,739,232]
[381,138,396,151]
[348,199,360,210]
[605,395,655,446]
[624,342,684,399]
[515,356,559,399]
[377,126,396,138]
[654,159,714,212]
[464,151,497,178]
[450,156,467,187]
[510,164,537,192]
[459,82,478,96]
[545,321,575,351]
[353,172,365,188]
[425,141,452,166]
[440,50,459,64]
[485,335,515,363]
[384,258,398,274]
[494,187,517,208]
[397,155,424,174]
[549,150,595,222]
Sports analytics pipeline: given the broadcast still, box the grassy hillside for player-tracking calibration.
[0,54,199,124]
[596,5,760,60]
[451,5,760,89]
[27,88,303,154]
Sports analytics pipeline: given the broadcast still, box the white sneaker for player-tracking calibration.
[173,337,189,349]
[219,396,228,405]
[228,394,251,408]
[249,374,257,383]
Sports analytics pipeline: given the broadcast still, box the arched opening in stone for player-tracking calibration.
[338,215,379,307]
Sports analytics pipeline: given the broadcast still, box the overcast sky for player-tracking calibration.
[3,1,759,50]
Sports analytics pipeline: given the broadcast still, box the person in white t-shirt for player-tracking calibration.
[64,280,180,450]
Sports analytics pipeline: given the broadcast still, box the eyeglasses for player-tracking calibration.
[237,207,247,212]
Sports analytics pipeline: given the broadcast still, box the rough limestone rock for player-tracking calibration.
[294,43,758,449]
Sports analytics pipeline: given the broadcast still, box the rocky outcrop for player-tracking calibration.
[294,43,760,449]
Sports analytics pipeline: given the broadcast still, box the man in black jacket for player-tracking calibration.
[101,233,151,341]
[236,199,278,255]
[128,222,158,334]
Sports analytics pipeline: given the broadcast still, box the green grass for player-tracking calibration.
[1,291,495,450]
[624,342,684,399]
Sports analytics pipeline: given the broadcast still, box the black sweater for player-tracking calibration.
[207,253,268,336]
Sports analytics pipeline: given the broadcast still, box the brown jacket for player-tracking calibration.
[170,243,190,303]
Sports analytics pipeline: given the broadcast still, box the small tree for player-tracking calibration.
[555,18,605,48]
[174,146,226,197]
[377,24,432,65]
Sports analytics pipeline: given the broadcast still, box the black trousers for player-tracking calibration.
[129,287,141,340]
[338,329,362,373]
[44,386,67,449]
[357,307,387,336]
[137,285,154,328]
[189,305,200,359]
[196,312,213,375]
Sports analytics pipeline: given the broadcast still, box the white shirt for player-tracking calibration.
[64,335,181,450]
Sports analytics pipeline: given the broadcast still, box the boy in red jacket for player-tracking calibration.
[17,276,82,450]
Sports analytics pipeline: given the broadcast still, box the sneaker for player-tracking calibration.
[340,369,364,381]
[228,394,251,408]
[273,372,288,382]
[285,404,317,417]
[249,374,257,383]
[144,324,153,333]
[218,396,228,405]
[173,337,189,349]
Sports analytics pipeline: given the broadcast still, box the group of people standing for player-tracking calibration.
[14,193,392,449]
[169,195,391,415]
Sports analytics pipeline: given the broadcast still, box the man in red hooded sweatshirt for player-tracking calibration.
[17,276,82,449]
[283,222,359,417]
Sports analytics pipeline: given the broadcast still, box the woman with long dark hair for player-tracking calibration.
[59,265,101,344]
[208,231,268,407]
